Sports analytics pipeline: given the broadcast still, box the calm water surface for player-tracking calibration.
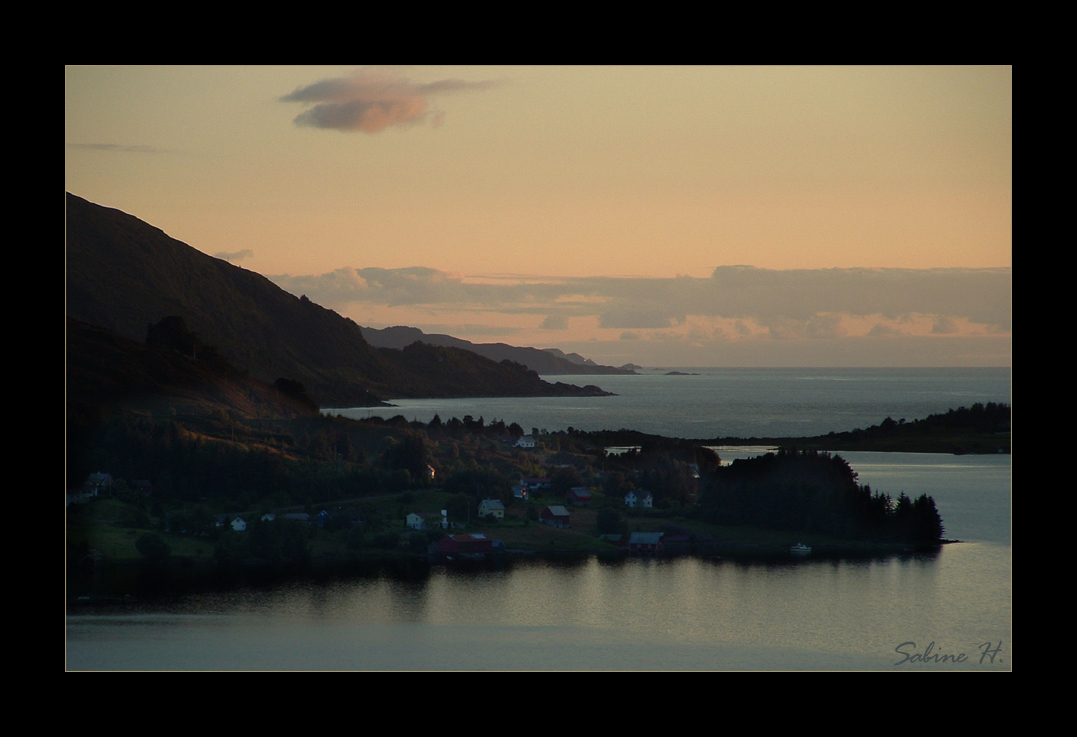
[329,367,1010,439]
[67,544,1009,670]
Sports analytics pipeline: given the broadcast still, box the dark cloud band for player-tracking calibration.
[270,265,1012,333]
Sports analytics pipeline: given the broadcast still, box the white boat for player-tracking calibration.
[790,543,811,555]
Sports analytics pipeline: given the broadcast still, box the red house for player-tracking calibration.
[628,531,664,553]
[566,487,592,507]
[540,505,571,529]
[436,534,494,555]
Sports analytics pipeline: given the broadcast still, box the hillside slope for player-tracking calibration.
[65,193,610,405]
[361,325,635,375]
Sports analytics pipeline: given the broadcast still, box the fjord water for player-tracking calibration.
[67,368,1011,670]
[331,367,1011,440]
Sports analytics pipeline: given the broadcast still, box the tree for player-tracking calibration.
[912,495,945,543]
[446,492,474,522]
[551,466,583,496]
[248,518,283,562]
[382,432,430,486]
[444,468,510,504]
[596,507,627,535]
[604,471,630,497]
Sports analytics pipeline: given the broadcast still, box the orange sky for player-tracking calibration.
[66,66,1011,366]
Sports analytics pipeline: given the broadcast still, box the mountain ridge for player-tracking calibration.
[359,325,636,375]
[65,193,612,405]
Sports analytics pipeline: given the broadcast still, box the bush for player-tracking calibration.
[596,507,626,535]
[374,532,400,550]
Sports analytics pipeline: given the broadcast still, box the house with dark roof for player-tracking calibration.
[628,531,664,553]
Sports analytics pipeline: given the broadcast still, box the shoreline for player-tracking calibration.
[68,541,953,605]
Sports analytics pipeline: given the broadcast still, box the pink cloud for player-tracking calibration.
[282,71,497,133]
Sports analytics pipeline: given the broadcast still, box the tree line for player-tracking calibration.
[697,449,944,543]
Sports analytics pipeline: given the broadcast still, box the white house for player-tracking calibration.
[231,517,247,532]
[406,512,424,530]
[478,499,505,520]
[515,436,536,449]
[624,491,654,509]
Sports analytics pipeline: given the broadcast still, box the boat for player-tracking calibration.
[790,543,811,556]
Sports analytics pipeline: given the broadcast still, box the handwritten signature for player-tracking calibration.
[894,641,1004,666]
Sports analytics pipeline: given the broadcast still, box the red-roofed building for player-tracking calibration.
[540,505,571,529]
[567,487,592,507]
[436,534,494,555]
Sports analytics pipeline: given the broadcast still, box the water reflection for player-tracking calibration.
[68,545,1010,670]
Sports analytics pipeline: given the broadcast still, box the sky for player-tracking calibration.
[65,66,1011,367]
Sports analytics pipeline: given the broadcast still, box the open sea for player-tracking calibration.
[67,368,1011,671]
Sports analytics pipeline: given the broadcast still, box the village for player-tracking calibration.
[67,458,686,570]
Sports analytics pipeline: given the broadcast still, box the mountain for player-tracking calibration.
[65,193,611,405]
[67,316,319,421]
[359,326,637,375]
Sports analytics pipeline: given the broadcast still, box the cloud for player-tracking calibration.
[269,265,1012,339]
[867,323,901,337]
[706,266,1012,330]
[599,312,676,329]
[557,334,1012,369]
[281,71,498,133]
[932,316,958,334]
[806,313,844,339]
[66,143,162,153]
[215,249,254,263]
